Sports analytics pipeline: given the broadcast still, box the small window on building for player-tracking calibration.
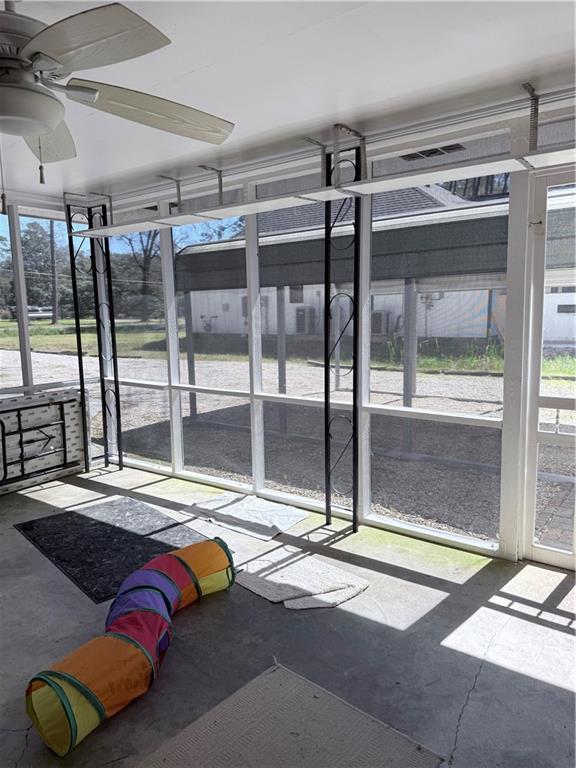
[242,295,248,318]
[289,285,304,304]
[557,305,576,314]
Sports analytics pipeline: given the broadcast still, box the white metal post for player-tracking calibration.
[158,200,184,474]
[357,193,373,524]
[402,279,418,453]
[522,174,554,561]
[183,291,197,417]
[403,279,418,407]
[499,169,533,560]
[245,184,265,491]
[276,285,288,433]
[7,205,33,388]
[523,168,575,567]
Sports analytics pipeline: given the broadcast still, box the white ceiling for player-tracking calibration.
[3,0,575,199]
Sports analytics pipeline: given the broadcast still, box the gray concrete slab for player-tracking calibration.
[1,468,574,768]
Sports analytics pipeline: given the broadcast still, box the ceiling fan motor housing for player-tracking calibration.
[0,8,46,52]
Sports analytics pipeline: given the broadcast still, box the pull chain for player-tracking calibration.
[0,141,6,215]
[38,137,46,184]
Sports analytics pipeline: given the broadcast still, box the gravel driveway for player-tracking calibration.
[1,349,573,549]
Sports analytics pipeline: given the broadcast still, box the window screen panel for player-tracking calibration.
[120,385,170,466]
[538,117,576,150]
[175,218,248,392]
[370,414,502,541]
[0,215,21,388]
[370,175,509,415]
[181,392,252,484]
[257,197,356,400]
[534,443,575,553]
[540,184,576,398]
[107,231,167,382]
[262,401,352,509]
[18,216,80,385]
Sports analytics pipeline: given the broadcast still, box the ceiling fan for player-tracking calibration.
[0,1,235,176]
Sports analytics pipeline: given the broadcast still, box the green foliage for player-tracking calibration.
[0,234,13,317]
[1,314,573,377]
[0,234,9,255]
[542,354,576,377]
[418,344,505,373]
[0,216,243,327]
[196,218,244,243]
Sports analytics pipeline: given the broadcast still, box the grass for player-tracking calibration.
[335,348,576,377]
[0,319,574,377]
[0,318,168,358]
[541,355,576,377]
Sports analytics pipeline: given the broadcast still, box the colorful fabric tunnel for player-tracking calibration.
[26,538,235,757]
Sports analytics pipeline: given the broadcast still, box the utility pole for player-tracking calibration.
[50,219,59,324]
[276,285,287,433]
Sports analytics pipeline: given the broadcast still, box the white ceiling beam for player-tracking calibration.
[340,158,527,196]
[197,194,318,219]
[155,212,218,225]
[72,219,171,238]
[69,145,573,237]
[523,147,576,168]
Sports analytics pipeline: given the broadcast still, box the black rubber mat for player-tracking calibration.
[15,497,205,603]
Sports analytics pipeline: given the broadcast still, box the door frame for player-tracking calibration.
[521,166,575,568]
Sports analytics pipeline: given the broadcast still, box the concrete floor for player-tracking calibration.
[1,467,574,768]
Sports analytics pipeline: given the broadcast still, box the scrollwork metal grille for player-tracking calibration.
[64,196,122,469]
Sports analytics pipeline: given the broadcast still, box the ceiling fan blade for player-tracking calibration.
[20,3,170,75]
[24,121,77,162]
[66,79,235,145]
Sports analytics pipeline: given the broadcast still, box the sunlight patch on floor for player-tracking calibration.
[441,605,575,692]
[499,564,568,603]
[19,481,103,508]
[338,575,449,630]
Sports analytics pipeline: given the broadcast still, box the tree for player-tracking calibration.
[118,230,161,322]
[18,219,69,320]
[0,233,14,317]
[196,218,244,243]
[49,219,59,324]
[113,218,245,323]
[0,234,9,259]
[20,221,53,306]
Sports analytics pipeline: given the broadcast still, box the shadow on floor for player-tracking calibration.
[1,471,574,768]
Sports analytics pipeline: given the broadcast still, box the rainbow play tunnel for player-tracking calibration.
[26,538,235,757]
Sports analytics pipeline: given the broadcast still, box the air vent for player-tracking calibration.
[441,144,466,153]
[419,148,444,158]
[401,143,466,161]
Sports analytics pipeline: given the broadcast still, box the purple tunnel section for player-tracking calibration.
[106,588,173,630]
[117,569,181,615]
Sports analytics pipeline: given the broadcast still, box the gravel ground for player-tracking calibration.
[1,349,573,548]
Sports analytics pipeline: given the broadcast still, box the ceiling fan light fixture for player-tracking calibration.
[0,81,64,136]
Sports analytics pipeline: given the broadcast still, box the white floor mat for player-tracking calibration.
[183,493,309,540]
[141,665,442,768]
[237,545,369,609]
